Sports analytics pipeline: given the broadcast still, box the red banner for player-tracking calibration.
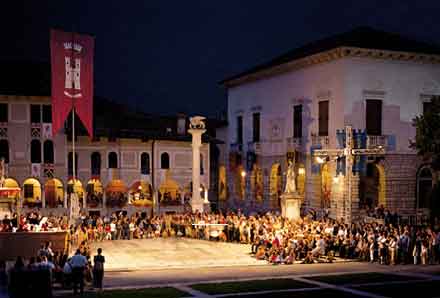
[50,29,94,137]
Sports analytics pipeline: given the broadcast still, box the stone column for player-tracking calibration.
[42,186,46,209]
[188,116,207,213]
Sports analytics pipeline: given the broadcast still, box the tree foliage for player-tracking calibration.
[410,95,440,170]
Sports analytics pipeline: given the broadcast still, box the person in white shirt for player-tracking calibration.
[110,221,116,240]
[312,235,326,257]
[70,249,88,295]
[388,236,397,265]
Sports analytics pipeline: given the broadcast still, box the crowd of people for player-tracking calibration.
[2,240,105,297]
[2,209,440,267]
[0,212,68,232]
[64,210,440,266]
[1,208,440,296]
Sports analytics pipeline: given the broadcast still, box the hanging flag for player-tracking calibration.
[50,29,94,137]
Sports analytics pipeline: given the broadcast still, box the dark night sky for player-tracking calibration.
[3,1,440,117]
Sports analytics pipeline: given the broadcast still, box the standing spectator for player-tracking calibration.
[413,237,421,265]
[44,241,54,258]
[110,221,116,240]
[388,236,397,265]
[93,248,105,291]
[70,249,88,295]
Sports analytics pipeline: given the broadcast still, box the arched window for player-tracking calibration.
[30,139,41,163]
[68,152,78,176]
[0,140,9,163]
[108,152,118,169]
[91,152,101,176]
[417,167,433,208]
[200,154,204,175]
[43,140,54,164]
[141,152,150,175]
[161,152,170,169]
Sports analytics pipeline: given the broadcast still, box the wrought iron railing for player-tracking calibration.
[311,134,329,149]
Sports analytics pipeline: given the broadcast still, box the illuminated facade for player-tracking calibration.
[0,62,214,216]
[219,27,440,221]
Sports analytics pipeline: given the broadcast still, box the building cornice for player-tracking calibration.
[224,47,440,88]
[0,95,51,102]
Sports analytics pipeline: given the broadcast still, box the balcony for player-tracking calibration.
[286,137,302,150]
[366,135,388,149]
[311,134,329,149]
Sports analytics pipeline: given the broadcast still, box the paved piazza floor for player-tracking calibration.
[91,238,265,271]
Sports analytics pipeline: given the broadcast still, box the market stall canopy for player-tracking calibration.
[106,179,127,193]
[0,187,21,197]
[130,180,152,192]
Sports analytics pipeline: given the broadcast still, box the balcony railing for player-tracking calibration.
[286,137,302,150]
[247,141,262,154]
[366,135,388,149]
[311,134,329,149]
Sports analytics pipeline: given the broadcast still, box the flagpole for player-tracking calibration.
[72,104,76,185]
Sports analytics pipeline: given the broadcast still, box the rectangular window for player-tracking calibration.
[42,105,52,123]
[252,113,260,142]
[318,101,329,136]
[366,99,382,135]
[30,104,41,123]
[423,101,433,115]
[0,104,8,122]
[237,115,243,144]
[293,105,302,138]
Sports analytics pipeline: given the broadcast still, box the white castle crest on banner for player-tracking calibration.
[64,44,82,98]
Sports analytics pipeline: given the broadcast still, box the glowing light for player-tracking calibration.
[316,157,325,164]
[298,168,305,175]
[241,171,246,177]
[333,175,339,183]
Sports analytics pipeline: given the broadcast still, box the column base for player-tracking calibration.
[280,192,302,221]
[191,199,205,213]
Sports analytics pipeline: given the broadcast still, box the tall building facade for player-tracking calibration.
[0,62,214,216]
[219,27,440,222]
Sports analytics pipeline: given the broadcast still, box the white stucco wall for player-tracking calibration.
[227,59,345,153]
[227,56,440,154]
[342,57,440,152]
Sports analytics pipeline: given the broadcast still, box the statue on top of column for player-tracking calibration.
[189,116,206,130]
[284,160,296,194]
